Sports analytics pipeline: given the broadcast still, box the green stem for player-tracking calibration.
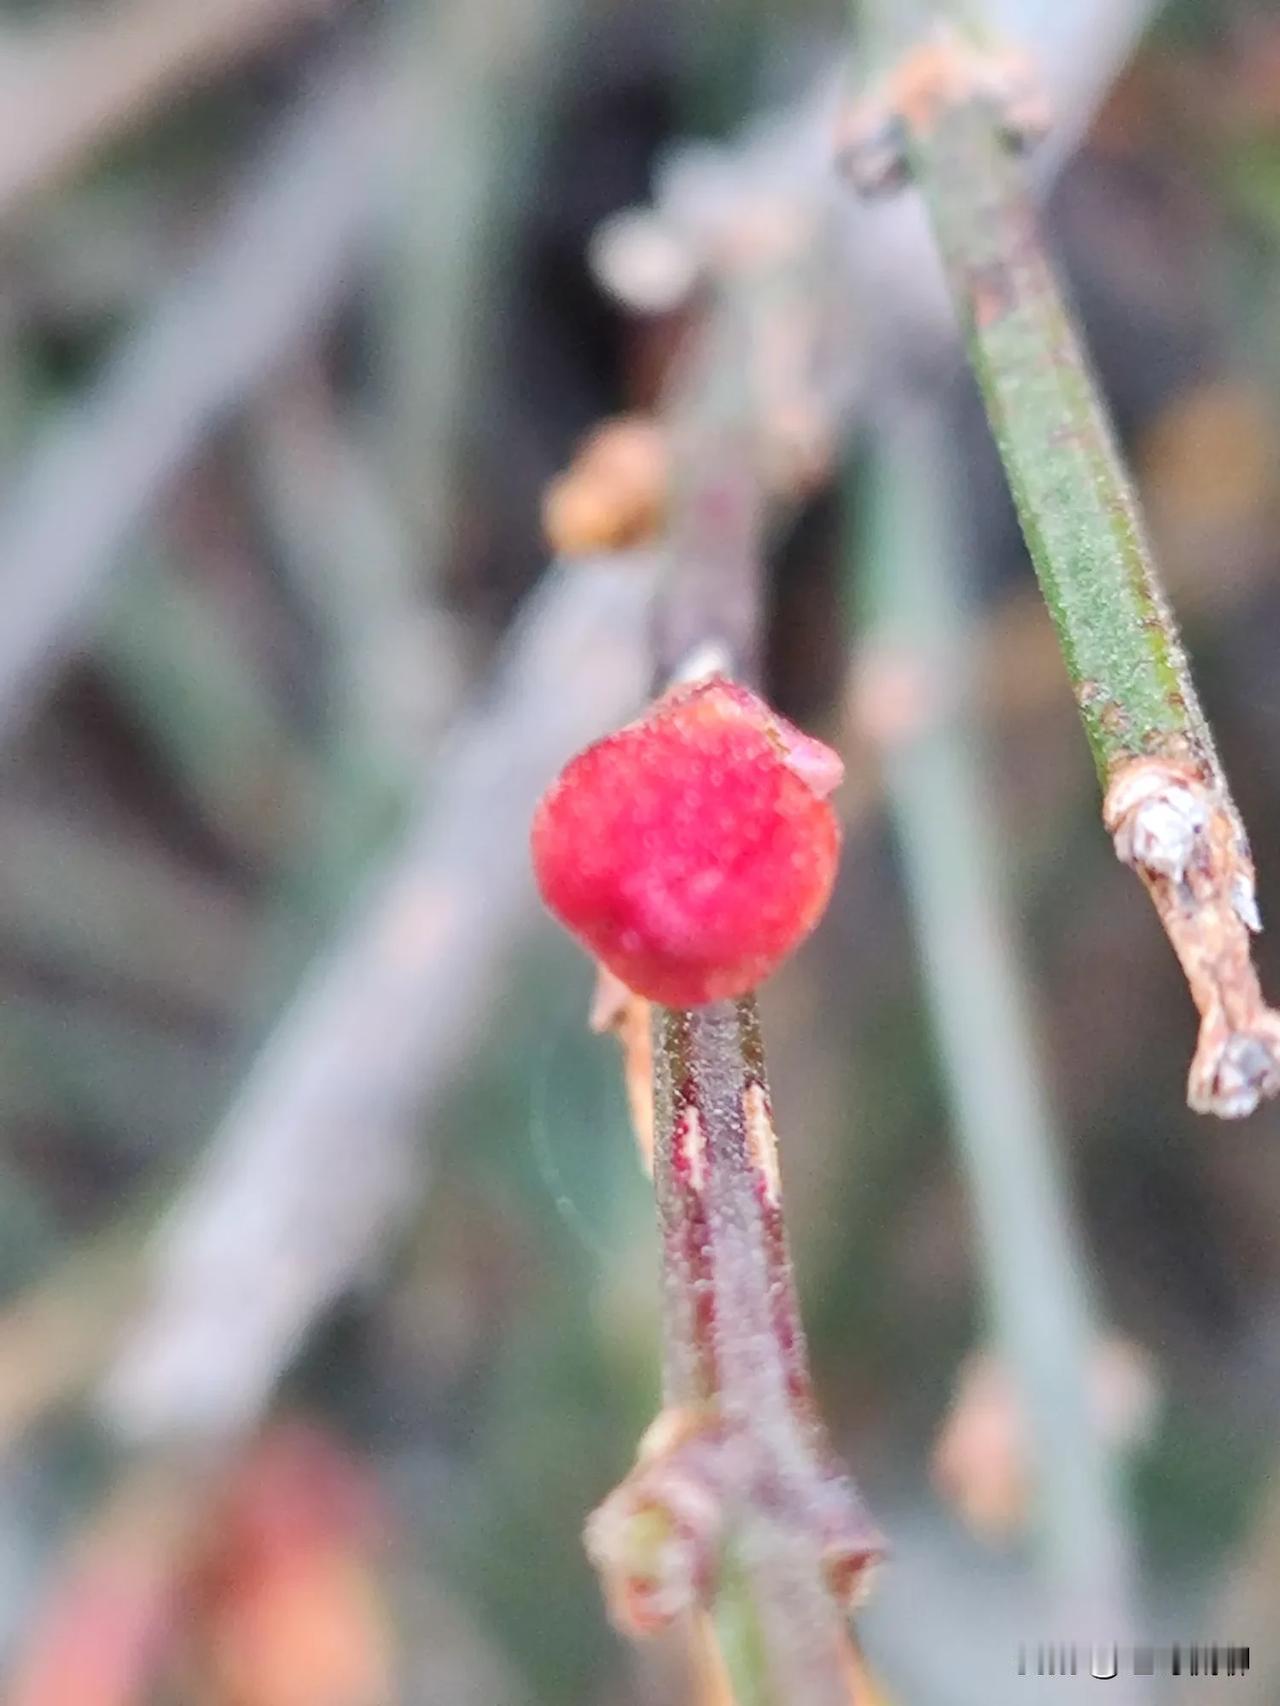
[713,1548,778,1706]
[903,77,1206,783]
[853,21,1280,1117]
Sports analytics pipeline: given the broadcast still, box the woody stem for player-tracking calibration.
[652,998,874,1705]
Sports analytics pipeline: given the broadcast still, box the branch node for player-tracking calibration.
[584,1405,885,1636]
[836,26,1051,195]
[583,1408,730,1638]
[1106,762,1208,884]
[1104,757,1280,1119]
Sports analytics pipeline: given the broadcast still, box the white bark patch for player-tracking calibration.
[743,1082,781,1207]
[679,1106,707,1194]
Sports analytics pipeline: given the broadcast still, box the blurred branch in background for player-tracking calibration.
[852,402,1142,1682]
[98,558,656,1444]
[380,0,571,579]
[0,0,334,219]
[0,42,404,742]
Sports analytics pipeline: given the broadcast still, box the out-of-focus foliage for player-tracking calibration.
[0,1,1278,1702]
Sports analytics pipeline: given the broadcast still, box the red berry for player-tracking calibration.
[531,676,842,1006]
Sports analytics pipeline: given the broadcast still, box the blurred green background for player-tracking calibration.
[0,1,1278,1703]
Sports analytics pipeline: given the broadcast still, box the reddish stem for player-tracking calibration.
[650,998,883,1703]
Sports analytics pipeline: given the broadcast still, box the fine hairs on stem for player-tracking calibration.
[586,1001,881,1704]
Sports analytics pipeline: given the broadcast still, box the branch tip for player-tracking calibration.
[1104,758,1280,1119]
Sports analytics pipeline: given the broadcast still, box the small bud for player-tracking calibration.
[531,678,843,1007]
[542,417,669,558]
[584,1410,729,1636]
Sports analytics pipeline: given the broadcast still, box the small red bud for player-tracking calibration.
[531,676,842,1006]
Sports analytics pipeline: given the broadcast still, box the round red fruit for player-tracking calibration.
[530,676,842,1006]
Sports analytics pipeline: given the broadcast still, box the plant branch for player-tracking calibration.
[589,1001,882,1705]
[846,18,1280,1117]
[649,295,773,688]
[581,227,882,1702]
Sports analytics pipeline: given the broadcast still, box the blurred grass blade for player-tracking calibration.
[855,402,1141,1657]
[95,552,314,869]
[0,0,333,219]
[0,46,403,741]
[98,557,656,1444]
